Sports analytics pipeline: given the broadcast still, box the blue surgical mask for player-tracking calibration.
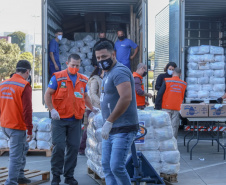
[57,35,62,40]
[167,69,173,75]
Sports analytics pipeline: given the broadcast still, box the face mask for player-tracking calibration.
[100,38,106,41]
[27,75,32,85]
[57,35,62,40]
[118,36,125,41]
[142,71,147,77]
[98,57,113,70]
[68,66,79,75]
[167,69,174,75]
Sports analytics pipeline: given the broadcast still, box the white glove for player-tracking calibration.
[51,109,60,120]
[92,106,100,114]
[101,121,113,140]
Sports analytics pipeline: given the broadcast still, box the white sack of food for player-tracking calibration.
[136,139,159,151]
[209,91,225,98]
[85,148,102,166]
[78,66,84,74]
[159,137,178,151]
[198,91,209,99]
[87,159,105,179]
[69,47,79,54]
[36,131,51,142]
[198,62,209,70]
[0,139,8,149]
[85,65,95,72]
[187,63,198,70]
[87,52,93,59]
[76,40,85,48]
[32,116,39,132]
[95,128,102,143]
[203,54,214,62]
[215,55,225,62]
[186,78,198,85]
[88,40,97,48]
[161,162,180,174]
[59,45,70,52]
[0,131,8,140]
[150,162,162,174]
[83,35,93,44]
[37,118,51,132]
[77,53,86,60]
[61,63,67,70]
[186,91,198,98]
[210,46,224,55]
[210,78,225,84]
[203,70,214,77]
[151,111,171,128]
[187,84,201,91]
[213,84,225,92]
[7,140,10,148]
[214,70,225,77]
[81,46,91,54]
[70,41,75,47]
[93,113,104,129]
[30,131,36,140]
[187,47,199,55]
[210,62,225,70]
[198,77,209,84]
[37,141,52,150]
[59,38,68,45]
[29,140,37,150]
[187,70,203,78]
[160,151,180,164]
[142,151,161,163]
[202,84,213,91]
[198,45,210,54]
[146,126,155,139]
[82,58,91,66]
[59,53,68,64]
[154,126,173,141]
[187,55,203,63]
[137,110,152,127]
[66,40,71,46]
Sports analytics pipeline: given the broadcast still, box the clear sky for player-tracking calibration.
[0,0,169,52]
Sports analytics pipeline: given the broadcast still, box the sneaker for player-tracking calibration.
[65,177,78,185]
[51,175,60,185]
[17,177,31,184]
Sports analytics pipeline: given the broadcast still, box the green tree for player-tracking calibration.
[8,31,26,52]
[0,39,20,80]
[19,52,33,65]
[148,51,155,61]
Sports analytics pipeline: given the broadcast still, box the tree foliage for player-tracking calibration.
[148,51,155,61]
[8,31,26,52]
[0,39,20,80]
[19,52,33,65]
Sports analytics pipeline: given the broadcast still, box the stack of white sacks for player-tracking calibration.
[0,127,9,149]
[59,35,96,77]
[186,45,225,99]
[86,109,180,177]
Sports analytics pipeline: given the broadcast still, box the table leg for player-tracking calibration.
[187,121,195,152]
[190,121,200,160]
[184,130,191,146]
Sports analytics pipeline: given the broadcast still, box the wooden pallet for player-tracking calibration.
[160,173,178,183]
[0,149,52,157]
[0,167,50,185]
[87,167,106,185]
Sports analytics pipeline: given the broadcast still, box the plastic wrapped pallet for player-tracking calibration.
[198,91,209,99]
[203,54,214,62]
[160,151,180,164]
[198,45,210,54]
[209,78,225,84]
[214,70,225,78]
[0,131,8,140]
[187,47,199,55]
[186,77,198,85]
[0,139,8,149]
[186,91,198,98]
[187,62,198,70]
[187,70,203,78]
[202,84,213,91]
[210,46,224,55]
[213,84,225,92]
[154,126,174,141]
[85,65,95,73]
[59,38,68,45]
[77,53,86,60]
[80,46,91,54]
[209,91,225,98]
[203,70,214,77]
[161,162,180,174]
[87,40,97,48]
[69,46,79,54]
[87,52,93,59]
[198,77,209,84]
[187,55,204,63]
[159,137,178,151]
[215,55,225,63]
[83,35,93,44]
[85,148,102,166]
[151,111,171,128]
[78,66,84,74]
[36,131,51,142]
[87,159,105,179]
[32,116,39,132]
[142,151,161,163]
[82,59,92,66]
[37,118,51,132]
[59,45,70,52]
[29,140,37,150]
[37,141,52,150]
[136,139,160,151]
[137,110,152,127]
[210,62,225,70]
[59,53,68,64]
[187,84,201,91]
[198,62,209,70]
[76,40,85,48]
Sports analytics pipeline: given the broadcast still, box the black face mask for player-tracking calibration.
[142,71,147,77]
[118,36,125,41]
[98,57,113,70]
[100,38,106,41]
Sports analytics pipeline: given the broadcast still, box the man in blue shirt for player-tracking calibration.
[114,29,139,69]
[49,29,63,77]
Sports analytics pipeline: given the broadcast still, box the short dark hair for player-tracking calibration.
[90,67,102,79]
[117,29,125,34]
[16,60,31,73]
[94,41,114,53]
[99,31,105,34]
[164,62,177,72]
[174,67,181,75]
[68,54,81,62]
[55,29,63,34]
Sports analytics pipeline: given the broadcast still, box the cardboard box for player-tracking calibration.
[180,104,209,117]
[209,104,226,117]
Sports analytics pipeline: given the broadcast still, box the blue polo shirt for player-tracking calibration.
[48,74,87,121]
[114,38,138,69]
[48,38,61,76]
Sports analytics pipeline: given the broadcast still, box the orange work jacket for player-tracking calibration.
[0,74,29,130]
[52,69,88,119]
[162,76,187,111]
[133,72,145,107]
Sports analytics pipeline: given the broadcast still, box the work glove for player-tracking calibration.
[217,97,223,104]
[51,109,60,120]
[101,121,113,140]
[92,106,100,114]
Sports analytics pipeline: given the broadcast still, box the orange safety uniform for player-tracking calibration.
[133,72,145,107]
[52,69,88,119]
[0,74,29,130]
[162,76,187,111]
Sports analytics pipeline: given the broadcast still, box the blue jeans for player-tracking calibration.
[2,128,28,185]
[102,131,136,185]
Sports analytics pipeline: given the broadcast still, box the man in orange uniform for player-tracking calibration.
[133,63,152,110]
[0,60,33,185]
[155,68,187,138]
[44,54,99,185]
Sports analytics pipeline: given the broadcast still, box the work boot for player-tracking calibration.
[65,177,78,185]
[51,175,60,185]
[17,177,31,184]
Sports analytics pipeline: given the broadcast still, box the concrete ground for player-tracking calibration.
[1,90,226,185]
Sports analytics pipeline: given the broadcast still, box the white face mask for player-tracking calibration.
[167,69,174,75]
[57,35,62,40]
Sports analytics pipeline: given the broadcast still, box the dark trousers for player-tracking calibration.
[51,119,81,178]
